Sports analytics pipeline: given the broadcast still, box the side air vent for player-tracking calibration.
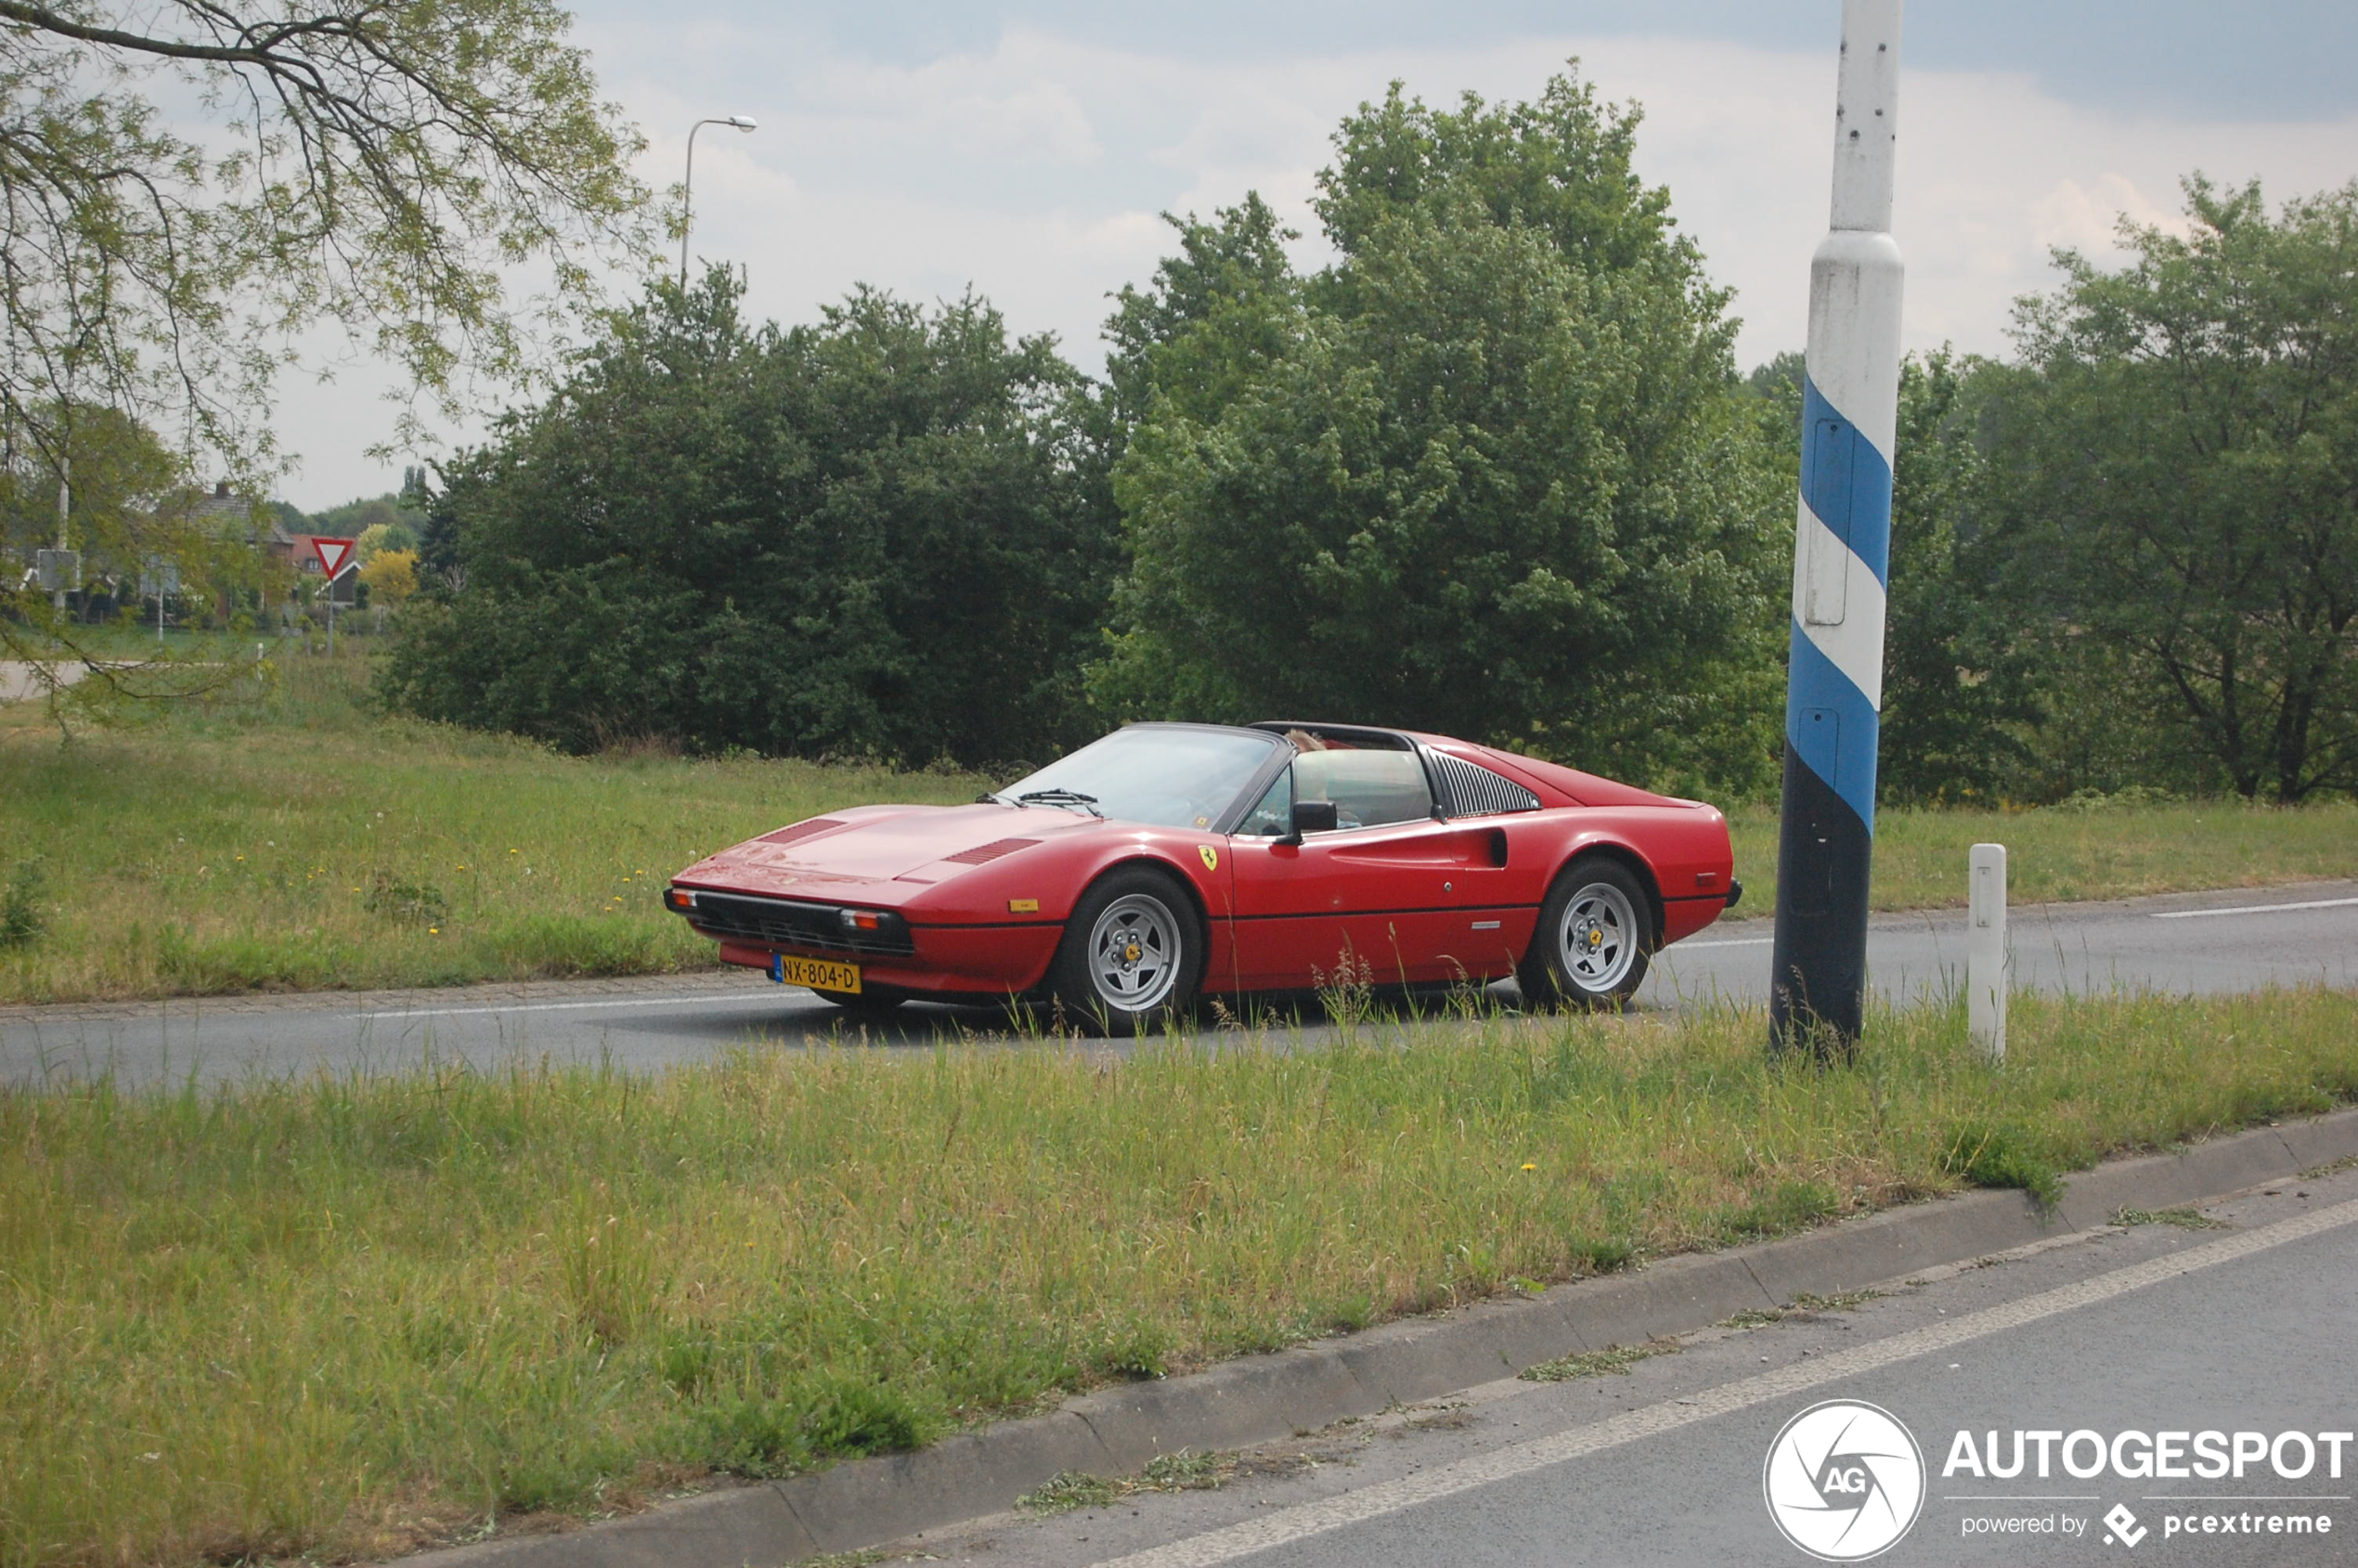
[758,819,844,846]
[1432,753,1541,817]
[942,837,1039,865]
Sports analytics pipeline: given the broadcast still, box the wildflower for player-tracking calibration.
[430,927,441,935]
[1520,1162,1537,1172]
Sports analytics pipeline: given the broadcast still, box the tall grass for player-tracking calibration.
[0,654,984,1004]
[1724,797,2358,915]
[4,986,2355,1565]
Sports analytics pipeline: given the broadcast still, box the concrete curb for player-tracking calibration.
[398,1107,2358,1568]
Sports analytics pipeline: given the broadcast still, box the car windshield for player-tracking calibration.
[997,727,1281,829]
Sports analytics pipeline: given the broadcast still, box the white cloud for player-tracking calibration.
[271,22,2358,509]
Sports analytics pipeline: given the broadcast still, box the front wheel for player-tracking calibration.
[1045,868,1203,1036]
[1519,858,1655,1011]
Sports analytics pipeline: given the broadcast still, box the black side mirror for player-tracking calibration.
[1278,798,1339,845]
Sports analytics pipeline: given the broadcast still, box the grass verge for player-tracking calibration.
[0,652,984,1004]
[1724,797,2358,915]
[5,985,2355,1566]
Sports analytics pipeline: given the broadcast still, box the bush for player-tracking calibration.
[381,270,1118,768]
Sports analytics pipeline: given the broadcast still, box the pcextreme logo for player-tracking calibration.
[1765,1400,1927,1562]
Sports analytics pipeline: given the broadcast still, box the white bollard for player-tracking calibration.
[1969,842,2007,1060]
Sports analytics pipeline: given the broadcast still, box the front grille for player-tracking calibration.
[1432,752,1541,817]
[679,890,915,955]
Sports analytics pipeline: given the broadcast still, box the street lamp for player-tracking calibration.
[681,114,758,285]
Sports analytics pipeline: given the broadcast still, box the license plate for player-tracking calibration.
[771,953,861,993]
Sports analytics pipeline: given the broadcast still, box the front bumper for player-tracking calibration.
[669,887,915,956]
[669,884,1062,997]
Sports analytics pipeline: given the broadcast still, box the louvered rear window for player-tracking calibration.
[1432,753,1541,817]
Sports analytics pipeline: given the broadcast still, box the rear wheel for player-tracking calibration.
[1519,858,1655,1011]
[1046,868,1203,1036]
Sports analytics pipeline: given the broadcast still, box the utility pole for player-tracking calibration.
[1768,0,1905,1054]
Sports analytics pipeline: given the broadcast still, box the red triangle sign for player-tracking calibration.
[313,537,356,579]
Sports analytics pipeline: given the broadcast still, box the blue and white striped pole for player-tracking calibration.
[1770,0,1904,1052]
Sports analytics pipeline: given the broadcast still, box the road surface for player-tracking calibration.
[3,880,2352,1086]
[903,1167,2358,1566]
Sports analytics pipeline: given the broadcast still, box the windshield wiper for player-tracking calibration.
[1017,788,1104,818]
[976,790,1016,806]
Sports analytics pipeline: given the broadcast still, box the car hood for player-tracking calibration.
[678,802,1102,893]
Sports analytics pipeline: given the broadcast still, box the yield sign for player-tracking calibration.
[313,536,356,579]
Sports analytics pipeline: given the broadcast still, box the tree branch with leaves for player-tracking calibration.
[1,0,647,727]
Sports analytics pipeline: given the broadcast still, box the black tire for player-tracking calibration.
[810,982,910,1019]
[1518,857,1656,1011]
[1045,867,1204,1036]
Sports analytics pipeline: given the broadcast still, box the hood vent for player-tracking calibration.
[758,819,845,846]
[942,836,1039,865]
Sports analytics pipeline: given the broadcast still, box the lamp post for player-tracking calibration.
[681,114,758,286]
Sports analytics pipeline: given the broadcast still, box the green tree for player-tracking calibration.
[381,269,1118,766]
[2,0,644,468]
[1101,193,1302,435]
[1990,176,2358,802]
[353,519,419,561]
[1100,71,1784,795]
[4,0,644,725]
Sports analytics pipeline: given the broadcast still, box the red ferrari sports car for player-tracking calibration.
[664,721,1740,1032]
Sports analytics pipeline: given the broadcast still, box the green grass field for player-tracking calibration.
[0,653,983,1004]
[2,651,2353,1004]
[1721,797,2358,915]
[5,987,2355,1566]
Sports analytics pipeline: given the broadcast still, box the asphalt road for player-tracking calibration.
[3,879,2352,1087]
[906,1168,2358,1567]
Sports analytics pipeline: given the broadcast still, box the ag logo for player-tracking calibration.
[1763,1399,1924,1561]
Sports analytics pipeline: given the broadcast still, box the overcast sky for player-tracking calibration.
[278,1,2358,511]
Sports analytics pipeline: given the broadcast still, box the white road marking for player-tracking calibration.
[1680,937,1774,949]
[346,991,789,1021]
[2151,896,2358,920]
[1092,1199,2358,1568]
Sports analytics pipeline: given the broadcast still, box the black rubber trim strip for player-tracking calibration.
[1228,902,1539,923]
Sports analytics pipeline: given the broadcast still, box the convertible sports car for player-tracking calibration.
[664,721,1741,1033]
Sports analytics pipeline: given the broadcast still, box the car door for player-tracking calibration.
[1223,748,1504,990]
